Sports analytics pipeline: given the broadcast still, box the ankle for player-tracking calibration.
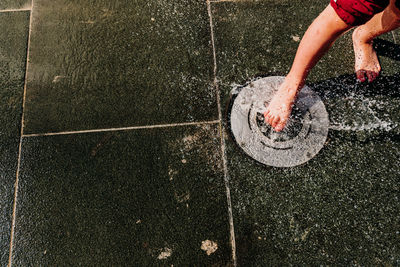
[352,27,373,45]
[284,73,305,89]
[280,75,304,96]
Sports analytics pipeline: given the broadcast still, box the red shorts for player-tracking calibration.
[330,0,390,26]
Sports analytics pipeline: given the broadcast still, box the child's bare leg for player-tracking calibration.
[265,5,351,132]
[353,0,400,82]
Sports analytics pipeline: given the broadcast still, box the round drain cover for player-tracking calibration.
[228,76,329,167]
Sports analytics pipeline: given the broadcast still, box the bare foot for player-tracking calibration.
[264,80,298,132]
[352,28,381,83]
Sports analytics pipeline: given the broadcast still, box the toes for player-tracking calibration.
[265,114,274,126]
[264,113,271,123]
[275,121,286,132]
[268,115,275,126]
[271,116,280,128]
[265,115,287,132]
[264,113,271,124]
[356,69,380,83]
[356,70,367,82]
[366,71,379,83]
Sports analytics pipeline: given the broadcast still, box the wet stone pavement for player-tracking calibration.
[0,0,400,266]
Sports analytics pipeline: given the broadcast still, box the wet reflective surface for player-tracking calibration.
[13,127,231,265]
[0,0,399,265]
[0,11,29,266]
[214,1,400,265]
[23,0,217,134]
[0,0,30,10]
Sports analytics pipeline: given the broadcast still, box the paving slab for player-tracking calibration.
[212,1,400,265]
[0,0,30,10]
[12,125,232,265]
[0,11,30,265]
[23,0,217,134]
[226,133,400,265]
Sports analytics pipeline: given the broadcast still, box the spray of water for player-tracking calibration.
[231,82,398,133]
[328,92,398,132]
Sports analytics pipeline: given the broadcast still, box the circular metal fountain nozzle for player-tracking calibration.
[228,76,329,167]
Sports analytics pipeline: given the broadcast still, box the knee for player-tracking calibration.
[381,0,400,26]
[389,0,400,21]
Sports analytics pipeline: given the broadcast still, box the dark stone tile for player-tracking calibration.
[0,0,30,10]
[373,33,400,77]
[227,133,400,265]
[0,11,29,265]
[23,0,217,134]
[13,125,232,265]
[212,1,400,265]
[392,29,400,44]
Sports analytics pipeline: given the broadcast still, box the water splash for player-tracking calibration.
[230,82,398,133]
[229,76,329,167]
[328,92,398,132]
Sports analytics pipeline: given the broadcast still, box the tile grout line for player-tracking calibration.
[22,120,221,138]
[8,1,34,266]
[206,1,237,266]
[0,8,31,13]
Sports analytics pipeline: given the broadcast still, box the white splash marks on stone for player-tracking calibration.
[301,228,311,241]
[230,82,398,134]
[174,191,190,203]
[230,82,242,90]
[52,76,65,83]
[329,93,398,132]
[330,120,396,132]
[291,35,300,42]
[168,166,178,181]
[201,240,218,255]
[157,247,172,260]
